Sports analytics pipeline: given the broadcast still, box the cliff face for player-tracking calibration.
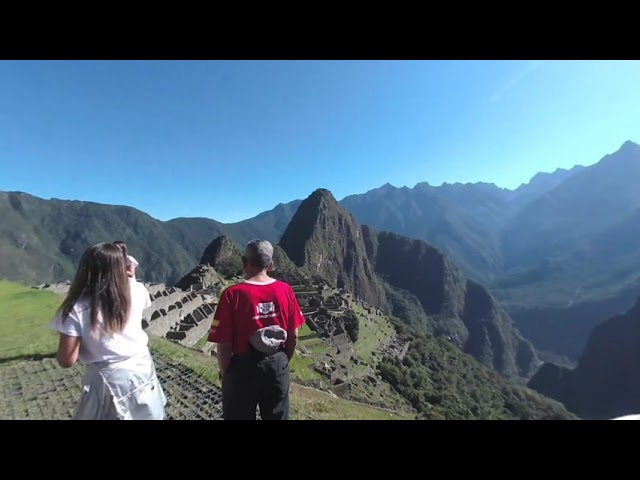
[363,228,540,379]
[279,189,388,310]
[528,297,640,419]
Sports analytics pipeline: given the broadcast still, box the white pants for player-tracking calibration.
[74,350,167,420]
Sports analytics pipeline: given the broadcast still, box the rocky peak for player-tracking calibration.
[278,189,387,309]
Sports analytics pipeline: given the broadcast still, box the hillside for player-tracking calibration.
[0,191,295,286]
[528,297,640,419]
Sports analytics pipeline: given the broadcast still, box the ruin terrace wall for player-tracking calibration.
[181,316,213,347]
[143,281,216,346]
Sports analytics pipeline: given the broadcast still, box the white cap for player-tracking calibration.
[126,255,139,267]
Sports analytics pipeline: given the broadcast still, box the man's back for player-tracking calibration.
[210,278,305,355]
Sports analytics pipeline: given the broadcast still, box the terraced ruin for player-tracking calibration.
[271,273,413,411]
[143,283,218,348]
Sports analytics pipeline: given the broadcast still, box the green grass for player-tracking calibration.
[193,334,210,350]
[150,336,220,384]
[0,281,63,361]
[301,337,331,355]
[290,384,414,420]
[298,323,314,338]
[354,312,394,364]
[152,336,410,419]
[290,355,321,382]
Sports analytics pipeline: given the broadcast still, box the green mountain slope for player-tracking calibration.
[0,191,297,286]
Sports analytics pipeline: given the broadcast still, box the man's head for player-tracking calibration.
[242,239,274,275]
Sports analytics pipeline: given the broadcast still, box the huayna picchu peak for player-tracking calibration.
[279,189,388,311]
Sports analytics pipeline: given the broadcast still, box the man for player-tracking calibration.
[209,239,306,420]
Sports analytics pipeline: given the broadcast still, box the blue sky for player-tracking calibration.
[1,60,639,223]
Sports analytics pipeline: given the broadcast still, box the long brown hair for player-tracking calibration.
[113,240,128,258]
[58,242,131,334]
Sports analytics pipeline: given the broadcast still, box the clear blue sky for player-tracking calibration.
[1,60,639,223]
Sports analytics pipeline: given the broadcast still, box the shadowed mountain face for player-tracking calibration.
[279,189,388,310]
[277,189,539,379]
[362,228,540,379]
[528,297,640,419]
[199,235,243,278]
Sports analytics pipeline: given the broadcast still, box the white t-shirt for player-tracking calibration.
[50,278,153,364]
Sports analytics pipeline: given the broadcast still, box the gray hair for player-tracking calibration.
[244,239,274,270]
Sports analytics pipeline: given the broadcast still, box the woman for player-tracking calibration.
[49,242,166,420]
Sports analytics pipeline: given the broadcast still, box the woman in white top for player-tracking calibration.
[50,242,166,420]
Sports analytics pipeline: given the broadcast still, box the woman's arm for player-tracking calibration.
[56,333,80,368]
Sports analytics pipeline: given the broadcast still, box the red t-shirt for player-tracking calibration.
[208,279,306,354]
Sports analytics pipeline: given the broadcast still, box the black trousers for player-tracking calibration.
[222,349,290,420]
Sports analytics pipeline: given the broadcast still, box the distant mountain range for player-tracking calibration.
[2,140,639,361]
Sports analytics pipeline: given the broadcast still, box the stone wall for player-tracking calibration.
[143,283,218,347]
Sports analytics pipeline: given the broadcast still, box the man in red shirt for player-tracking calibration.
[209,239,306,420]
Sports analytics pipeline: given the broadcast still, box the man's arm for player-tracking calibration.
[285,287,306,360]
[217,343,233,378]
[209,288,234,380]
[284,327,299,360]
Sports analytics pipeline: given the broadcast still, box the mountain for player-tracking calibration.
[528,297,640,419]
[501,141,640,271]
[339,141,640,360]
[495,141,640,357]
[277,188,539,379]
[362,228,539,379]
[279,188,388,310]
[340,182,512,284]
[200,235,243,277]
[0,191,296,286]
[509,165,585,210]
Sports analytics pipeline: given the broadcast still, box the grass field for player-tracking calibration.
[0,281,62,362]
[354,312,395,365]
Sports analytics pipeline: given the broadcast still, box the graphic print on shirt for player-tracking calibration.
[253,302,278,320]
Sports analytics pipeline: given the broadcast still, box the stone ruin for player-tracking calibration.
[33,281,71,296]
[143,280,218,348]
[381,335,410,361]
